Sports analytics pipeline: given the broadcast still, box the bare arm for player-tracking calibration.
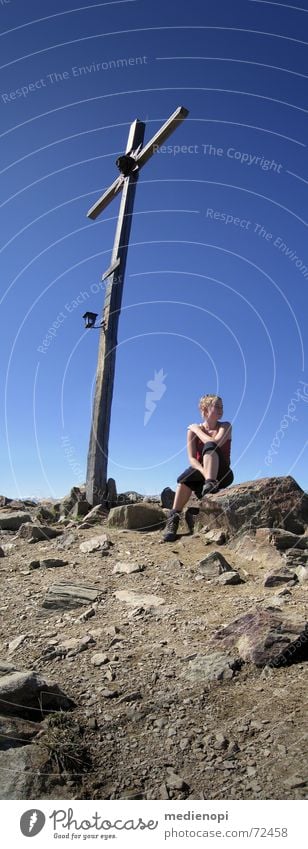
[186,428,207,475]
[188,422,232,447]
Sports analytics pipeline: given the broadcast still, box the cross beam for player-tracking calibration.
[85,105,189,506]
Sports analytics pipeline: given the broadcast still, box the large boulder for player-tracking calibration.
[107,503,165,530]
[0,512,33,531]
[0,668,75,717]
[197,476,308,536]
[0,496,12,507]
[59,485,87,517]
[116,491,145,506]
[17,523,63,542]
[160,487,175,509]
[213,609,308,667]
[105,477,117,508]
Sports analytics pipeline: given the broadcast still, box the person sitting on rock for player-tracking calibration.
[161,394,234,542]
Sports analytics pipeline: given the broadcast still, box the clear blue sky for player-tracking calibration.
[1,0,307,500]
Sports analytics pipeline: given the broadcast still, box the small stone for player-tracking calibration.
[40,558,68,569]
[112,561,144,575]
[295,566,308,583]
[246,766,256,776]
[91,653,109,667]
[197,551,232,578]
[202,529,226,544]
[184,652,240,684]
[0,547,4,558]
[79,535,110,554]
[114,590,164,609]
[213,733,229,750]
[179,738,190,751]
[77,607,96,622]
[166,770,189,790]
[100,688,119,699]
[159,783,169,799]
[53,532,76,550]
[118,690,142,703]
[8,635,27,654]
[216,571,243,586]
[283,776,307,789]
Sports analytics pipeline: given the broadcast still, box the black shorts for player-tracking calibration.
[177,441,234,500]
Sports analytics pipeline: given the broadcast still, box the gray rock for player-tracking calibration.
[40,558,68,569]
[216,570,244,586]
[52,532,76,550]
[79,534,110,554]
[29,560,40,570]
[160,487,175,509]
[106,478,117,509]
[197,551,232,578]
[0,496,12,507]
[183,652,240,683]
[91,653,109,667]
[0,512,33,531]
[107,503,165,531]
[81,505,108,525]
[58,485,87,517]
[8,635,27,654]
[118,690,142,703]
[197,477,308,535]
[114,590,165,609]
[0,543,15,555]
[77,607,96,622]
[112,561,144,575]
[0,714,43,749]
[166,770,189,790]
[70,500,91,519]
[0,668,75,717]
[17,523,63,542]
[264,566,298,587]
[294,566,308,583]
[35,505,57,524]
[42,582,101,609]
[202,529,226,544]
[285,549,308,566]
[256,527,308,551]
[0,547,4,558]
[117,491,144,506]
[62,635,94,657]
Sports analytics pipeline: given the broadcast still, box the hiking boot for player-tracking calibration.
[185,507,196,534]
[201,479,219,497]
[160,509,180,542]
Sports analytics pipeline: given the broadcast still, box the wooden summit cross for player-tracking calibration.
[85,105,189,506]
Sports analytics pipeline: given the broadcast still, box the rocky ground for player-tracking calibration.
[0,477,307,801]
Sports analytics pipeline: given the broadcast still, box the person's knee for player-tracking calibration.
[202,441,218,456]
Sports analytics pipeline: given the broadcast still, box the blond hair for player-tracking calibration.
[198,394,222,416]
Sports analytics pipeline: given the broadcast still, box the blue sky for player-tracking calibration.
[0,0,307,500]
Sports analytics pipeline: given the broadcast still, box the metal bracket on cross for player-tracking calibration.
[87,106,189,220]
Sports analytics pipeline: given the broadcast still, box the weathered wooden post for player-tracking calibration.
[85,106,189,505]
